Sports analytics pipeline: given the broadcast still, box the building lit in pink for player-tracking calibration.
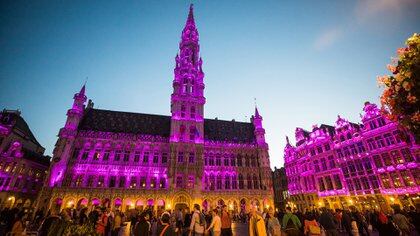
[284,102,419,212]
[37,5,273,214]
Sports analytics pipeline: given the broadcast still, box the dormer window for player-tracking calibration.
[370,121,377,129]
[377,117,386,127]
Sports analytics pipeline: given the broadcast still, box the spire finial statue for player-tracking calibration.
[286,135,290,145]
[188,4,194,24]
[79,77,88,95]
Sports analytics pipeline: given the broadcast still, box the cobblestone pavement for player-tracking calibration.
[121,222,384,236]
[232,222,248,236]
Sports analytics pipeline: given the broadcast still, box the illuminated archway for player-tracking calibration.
[77,198,88,208]
[136,199,144,211]
[114,198,122,209]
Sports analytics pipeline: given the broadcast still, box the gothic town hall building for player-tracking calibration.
[38,5,273,214]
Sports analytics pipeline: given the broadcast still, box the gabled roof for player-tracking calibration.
[320,124,335,137]
[0,110,42,147]
[78,109,256,143]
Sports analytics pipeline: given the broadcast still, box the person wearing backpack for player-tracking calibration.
[282,207,301,236]
[189,204,206,236]
[157,212,176,236]
[304,212,321,236]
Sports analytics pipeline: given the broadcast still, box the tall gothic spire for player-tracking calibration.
[187,4,195,27]
[255,106,261,118]
[79,84,86,96]
[174,4,203,85]
[181,4,199,46]
[170,5,205,143]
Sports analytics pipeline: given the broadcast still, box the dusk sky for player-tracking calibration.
[1,0,419,169]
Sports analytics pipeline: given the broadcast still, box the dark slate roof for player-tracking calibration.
[79,109,256,143]
[22,148,50,166]
[204,118,255,143]
[349,122,361,130]
[0,110,42,147]
[320,124,336,137]
[79,109,171,137]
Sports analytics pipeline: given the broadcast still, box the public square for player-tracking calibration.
[0,1,419,236]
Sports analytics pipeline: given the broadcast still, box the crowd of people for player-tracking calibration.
[0,203,419,236]
[265,205,420,236]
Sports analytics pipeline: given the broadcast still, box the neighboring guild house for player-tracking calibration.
[284,102,419,212]
[0,109,50,209]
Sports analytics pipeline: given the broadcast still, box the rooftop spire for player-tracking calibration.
[181,4,199,44]
[255,106,261,118]
[187,4,195,26]
[79,84,86,96]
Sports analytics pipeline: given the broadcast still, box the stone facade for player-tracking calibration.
[0,110,50,209]
[272,166,288,211]
[284,102,419,212]
[37,5,273,214]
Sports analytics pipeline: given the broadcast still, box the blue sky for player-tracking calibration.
[1,0,419,169]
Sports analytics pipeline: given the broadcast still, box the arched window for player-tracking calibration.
[189,126,196,141]
[247,174,252,189]
[347,133,352,140]
[204,153,208,166]
[245,156,250,167]
[204,175,209,190]
[159,177,166,188]
[223,154,229,166]
[238,174,244,189]
[181,105,186,118]
[225,175,231,189]
[253,174,259,189]
[230,154,236,166]
[237,155,242,167]
[190,106,196,119]
[182,79,187,94]
[209,174,215,191]
[190,82,194,94]
[217,174,222,190]
[232,175,237,189]
[216,154,221,166]
[251,157,256,166]
[179,125,186,141]
[209,153,215,166]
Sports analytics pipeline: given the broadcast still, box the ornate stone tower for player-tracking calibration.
[49,85,86,187]
[252,107,272,192]
[169,4,206,204]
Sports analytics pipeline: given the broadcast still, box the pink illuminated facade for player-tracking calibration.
[0,110,50,209]
[284,102,419,212]
[37,5,273,213]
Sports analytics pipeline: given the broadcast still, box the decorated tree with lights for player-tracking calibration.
[378,33,420,141]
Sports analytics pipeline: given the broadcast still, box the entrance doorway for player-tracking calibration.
[175,203,189,211]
